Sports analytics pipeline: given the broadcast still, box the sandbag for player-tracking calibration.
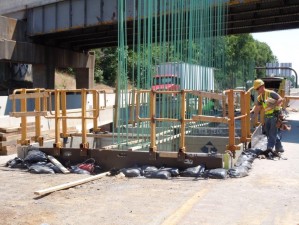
[239,161,252,170]
[235,154,255,167]
[46,162,62,173]
[228,166,249,178]
[5,157,26,169]
[180,164,205,177]
[32,161,61,173]
[141,165,158,176]
[120,167,141,177]
[204,168,227,179]
[24,149,48,164]
[145,170,171,179]
[158,167,180,177]
[28,164,55,174]
[243,148,263,158]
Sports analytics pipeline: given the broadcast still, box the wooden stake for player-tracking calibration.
[34,171,110,196]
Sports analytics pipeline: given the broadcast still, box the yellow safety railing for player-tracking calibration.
[135,89,252,159]
[9,88,49,146]
[9,89,107,155]
[45,89,105,155]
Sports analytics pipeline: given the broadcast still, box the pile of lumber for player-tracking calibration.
[0,123,79,155]
[0,122,40,155]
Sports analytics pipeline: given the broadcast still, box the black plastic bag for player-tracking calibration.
[5,157,26,169]
[159,167,180,177]
[24,149,48,164]
[46,162,62,173]
[235,154,254,167]
[242,152,256,163]
[243,148,264,157]
[228,166,249,178]
[32,161,61,173]
[180,164,205,177]
[204,168,227,179]
[120,167,141,177]
[239,160,252,170]
[140,165,158,176]
[145,170,171,179]
[28,164,55,174]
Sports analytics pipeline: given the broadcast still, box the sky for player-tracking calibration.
[251,29,299,85]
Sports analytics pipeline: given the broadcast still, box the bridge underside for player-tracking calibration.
[27,0,299,51]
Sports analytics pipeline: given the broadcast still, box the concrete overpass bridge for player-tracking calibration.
[0,0,299,90]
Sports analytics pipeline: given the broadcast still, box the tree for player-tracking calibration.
[93,34,276,90]
[94,48,118,87]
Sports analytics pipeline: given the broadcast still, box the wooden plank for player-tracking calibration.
[47,155,70,174]
[0,145,17,151]
[0,131,21,138]
[34,171,111,196]
[0,131,36,141]
[0,127,19,133]
[0,139,17,147]
[0,145,17,155]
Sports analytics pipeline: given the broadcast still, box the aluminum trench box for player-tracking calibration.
[38,148,223,170]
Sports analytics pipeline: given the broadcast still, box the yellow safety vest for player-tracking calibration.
[257,89,281,115]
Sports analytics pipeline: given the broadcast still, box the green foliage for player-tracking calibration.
[93,34,276,90]
[57,67,75,76]
[220,34,276,89]
[94,48,118,87]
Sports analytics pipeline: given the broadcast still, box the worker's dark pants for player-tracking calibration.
[264,116,283,151]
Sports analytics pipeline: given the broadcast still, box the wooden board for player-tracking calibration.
[34,171,110,196]
[0,139,18,147]
[47,155,70,174]
[0,127,20,133]
[0,145,17,155]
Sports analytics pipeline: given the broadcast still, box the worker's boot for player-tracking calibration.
[275,147,285,153]
[263,149,274,160]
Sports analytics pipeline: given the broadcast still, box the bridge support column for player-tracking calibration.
[32,64,55,89]
[74,52,95,89]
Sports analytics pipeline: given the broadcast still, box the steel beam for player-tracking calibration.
[39,147,224,170]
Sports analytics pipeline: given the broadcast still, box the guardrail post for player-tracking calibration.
[19,88,30,146]
[240,91,247,143]
[61,90,68,147]
[79,89,89,155]
[34,88,43,146]
[226,90,236,156]
[149,90,157,160]
[178,90,186,161]
[53,89,62,155]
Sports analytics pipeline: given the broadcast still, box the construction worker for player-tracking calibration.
[251,79,284,158]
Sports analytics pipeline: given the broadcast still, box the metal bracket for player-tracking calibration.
[177,148,186,161]
[80,142,89,156]
[149,147,157,160]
